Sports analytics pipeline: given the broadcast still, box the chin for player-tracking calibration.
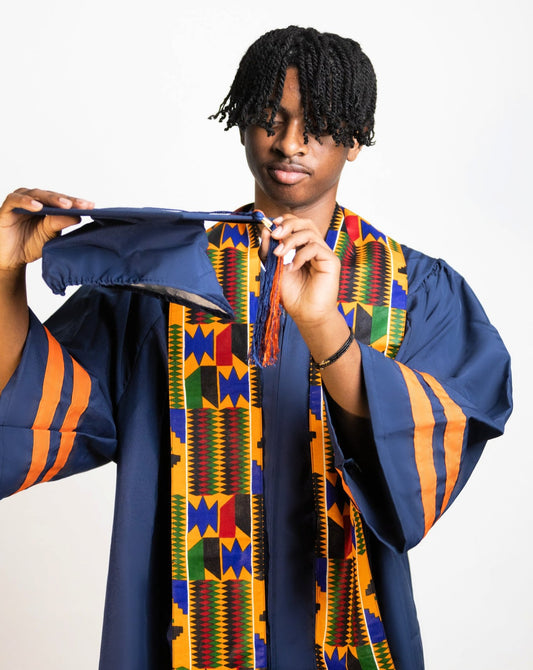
[263,183,310,210]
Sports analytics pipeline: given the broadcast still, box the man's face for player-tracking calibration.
[241,67,360,215]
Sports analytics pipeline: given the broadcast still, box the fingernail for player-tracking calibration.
[273,216,283,224]
[283,249,296,265]
[59,197,72,207]
[275,242,285,253]
[30,199,43,209]
[272,225,283,237]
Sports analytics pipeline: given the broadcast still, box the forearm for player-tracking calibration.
[265,213,368,416]
[0,267,29,392]
[296,309,368,417]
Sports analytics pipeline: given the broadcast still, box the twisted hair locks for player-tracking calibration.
[211,26,377,147]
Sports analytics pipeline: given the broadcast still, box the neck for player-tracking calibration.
[253,188,339,238]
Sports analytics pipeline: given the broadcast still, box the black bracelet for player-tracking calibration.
[313,330,355,370]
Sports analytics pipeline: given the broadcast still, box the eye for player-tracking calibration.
[263,106,285,129]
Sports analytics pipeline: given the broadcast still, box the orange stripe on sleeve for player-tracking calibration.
[16,328,65,493]
[419,372,467,516]
[397,363,437,536]
[42,357,92,483]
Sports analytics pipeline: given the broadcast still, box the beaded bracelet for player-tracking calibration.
[313,330,355,370]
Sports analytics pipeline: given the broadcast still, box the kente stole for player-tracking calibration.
[168,206,408,670]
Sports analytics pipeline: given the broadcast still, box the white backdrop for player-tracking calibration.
[0,1,531,668]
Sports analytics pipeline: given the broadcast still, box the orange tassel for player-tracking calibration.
[250,214,284,367]
[260,256,283,366]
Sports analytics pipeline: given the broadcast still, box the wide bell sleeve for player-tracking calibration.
[331,251,512,552]
[0,286,163,499]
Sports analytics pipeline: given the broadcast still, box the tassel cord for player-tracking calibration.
[250,235,284,368]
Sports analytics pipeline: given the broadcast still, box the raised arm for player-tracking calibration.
[262,213,367,416]
[0,188,94,391]
[262,214,512,551]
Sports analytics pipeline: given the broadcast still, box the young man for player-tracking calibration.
[0,26,511,670]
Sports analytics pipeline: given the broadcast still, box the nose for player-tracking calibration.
[272,118,308,158]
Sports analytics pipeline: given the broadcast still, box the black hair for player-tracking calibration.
[210,26,377,147]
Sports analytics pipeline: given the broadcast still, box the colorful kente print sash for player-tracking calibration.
[168,206,408,670]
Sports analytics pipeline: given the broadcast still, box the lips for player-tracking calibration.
[267,162,310,185]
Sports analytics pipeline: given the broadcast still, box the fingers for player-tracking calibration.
[0,189,96,249]
[0,188,95,270]
[270,214,333,270]
[45,213,82,234]
[6,188,94,212]
[1,189,95,233]
[0,192,43,218]
[284,240,332,272]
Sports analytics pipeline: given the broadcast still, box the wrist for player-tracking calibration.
[313,330,355,370]
[297,310,353,364]
[292,307,342,333]
[0,265,26,293]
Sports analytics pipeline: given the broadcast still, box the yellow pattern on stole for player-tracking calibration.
[169,222,267,670]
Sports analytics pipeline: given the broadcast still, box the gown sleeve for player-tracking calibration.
[0,286,163,499]
[330,249,513,552]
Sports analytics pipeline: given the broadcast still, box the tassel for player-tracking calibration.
[250,213,284,367]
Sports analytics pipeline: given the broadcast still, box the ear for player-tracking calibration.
[346,141,361,162]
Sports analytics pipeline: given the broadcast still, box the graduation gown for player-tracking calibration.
[0,214,512,669]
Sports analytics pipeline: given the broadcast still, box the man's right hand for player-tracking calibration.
[0,188,94,271]
[0,188,94,391]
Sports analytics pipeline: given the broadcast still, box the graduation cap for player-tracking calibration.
[16,206,283,366]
